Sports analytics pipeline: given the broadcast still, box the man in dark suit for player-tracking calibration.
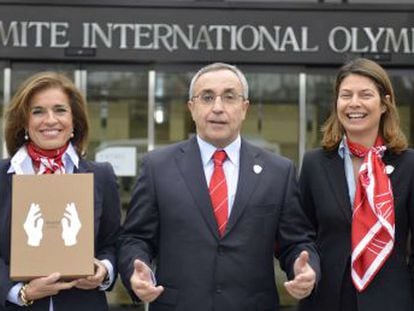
[118,62,320,311]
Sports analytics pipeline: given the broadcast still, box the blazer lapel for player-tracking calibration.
[175,138,219,238]
[382,150,400,188]
[74,159,92,173]
[1,162,12,241]
[324,150,353,223]
[225,140,261,235]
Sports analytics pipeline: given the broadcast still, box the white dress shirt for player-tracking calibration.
[197,135,241,215]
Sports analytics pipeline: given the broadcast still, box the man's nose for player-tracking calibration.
[211,95,225,111]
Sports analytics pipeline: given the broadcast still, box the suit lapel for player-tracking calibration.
[225,140,261,235]
[74,159,92,173]
[175,138,219,238]
[324,150,353,223]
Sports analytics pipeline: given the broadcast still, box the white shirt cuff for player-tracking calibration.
[99,259,114,290]
[7,282,24,306]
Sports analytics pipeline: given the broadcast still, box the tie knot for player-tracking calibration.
[213,150,227,167]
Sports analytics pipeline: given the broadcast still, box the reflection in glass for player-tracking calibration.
[86,70,148,308]
[244,71,299,308]
[0,71,3,158]
[305,73,335,150]
[11,68,74,94]
[86,71,148,157]
[245,72,299,165]
[389,73,414,146]
[153,71,193,147]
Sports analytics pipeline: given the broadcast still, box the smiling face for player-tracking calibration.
[27,87,73,150]
[337,74,386,146]
[187,69,249,148]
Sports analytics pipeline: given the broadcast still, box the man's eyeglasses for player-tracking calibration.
[192,92,245,105]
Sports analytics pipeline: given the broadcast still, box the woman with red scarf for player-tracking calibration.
[0,72,121,310]
[298,58,414,311]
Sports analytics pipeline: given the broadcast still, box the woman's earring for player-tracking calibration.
[70,131,74,138]
[24,131,29,141]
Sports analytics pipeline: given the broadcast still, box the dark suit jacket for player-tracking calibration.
[298,148,414,311]
[118,137,320,311]
[0,159,121,311]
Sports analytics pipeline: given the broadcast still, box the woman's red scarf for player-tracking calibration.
[27,142,69,174]
[348,136,395,292]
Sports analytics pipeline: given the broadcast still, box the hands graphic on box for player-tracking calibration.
[61,203,82,246]
[23,203,44,247]
[23,202,82,247]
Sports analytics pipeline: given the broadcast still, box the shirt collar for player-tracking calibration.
[8,142,80,175]
[338,136,347,159]
[197,135,241,167]
[64,143,80,169]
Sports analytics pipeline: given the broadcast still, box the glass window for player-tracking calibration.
[85,68,148,214]
[86,69,148,156]
[245,70,300,165]
[244,69,300,308]
[0,65,4,158]
[10,64,76,94]
[227,0,318,2]
[305,71,336,150]
[153,71,193,147]
[388,71,414,146]
[85,68,148,308]
[349,0,414,3]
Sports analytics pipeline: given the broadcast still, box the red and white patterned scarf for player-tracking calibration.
[348,136,395,292]
[27,142,68,174]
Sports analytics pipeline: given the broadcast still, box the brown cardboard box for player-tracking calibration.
[10,174,94,281]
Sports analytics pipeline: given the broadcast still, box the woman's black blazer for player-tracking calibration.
[298,148,414,311]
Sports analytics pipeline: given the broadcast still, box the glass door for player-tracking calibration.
[83,65,149,156]
[242,67,300,308]
[243,67,300,165]
[0,62,6,158]
[387,69,414,146]
[82,65,149,308]
[150,66,197,149]
[84,65,148,210]
[304,68,336,150]
[10,63,78,94]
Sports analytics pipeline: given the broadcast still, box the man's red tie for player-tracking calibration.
[209,150,228,237]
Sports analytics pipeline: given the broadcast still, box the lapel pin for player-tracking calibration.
[385,165,394,175]
[253,164,263,174]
